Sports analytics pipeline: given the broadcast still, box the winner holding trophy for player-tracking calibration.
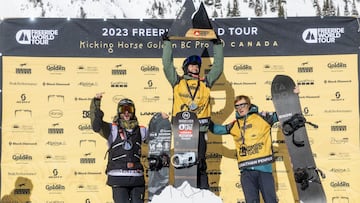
[160,0,224,190]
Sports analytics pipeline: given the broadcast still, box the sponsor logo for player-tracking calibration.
[112,64,127,75]
[16,29,58,45]
[331,120,347,131]
[49,110,63,118]
[302,27,344,43]
[144,80,157,90]
[111,81,128,88]
[324,79,352,84]
[330,181,350,188]
[142,95,160,103]
[74,171,102,176]
[329,168,350,173]
[330,91,345,101]
[45,184,65,191]
[13,153,33,161]
[263,64,284,72]
[77,65,99,74]
[48,169,63,179]
[78,82,98,87]
[141,65,159,74]
[80,158,96,164]
[9,142,37,146]
[77,184,99,192]
[47,64,65,74]
[297,79,314,85]
[44,154,67,163]
[15,109,32,117]
[48,123,64,134]
[48,95,65,102]
[327,61,347,72]
[330,137,349,144]
[46,141,66,146]
[16,94,31,104]
[43,82,70,86]
[230,81,256,86]
[16,68,32,74]
[78,123,93,133]
[328,152,351,160]
[297,62,313,73]
[74,97,92,102]
[233,64,252,74]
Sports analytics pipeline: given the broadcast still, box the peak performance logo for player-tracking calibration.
[16,29,58,45]
[302,27,344,44]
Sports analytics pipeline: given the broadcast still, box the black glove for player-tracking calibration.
[211,33,222,45]
[211,37,222,45]
[161,31,170,41]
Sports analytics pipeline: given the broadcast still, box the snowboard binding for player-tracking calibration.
[294,166,326,190]
[171,152,197,168]
[282,113,318,146]
[148,153,170,171]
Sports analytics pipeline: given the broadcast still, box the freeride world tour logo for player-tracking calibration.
[16,29,58,45]
[302,27,344,43]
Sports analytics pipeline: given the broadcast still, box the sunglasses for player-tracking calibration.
[235,103,248,109]
[118,105,134,114]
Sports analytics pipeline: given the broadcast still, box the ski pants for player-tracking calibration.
[112,185,145,203]
[240,170,277,203]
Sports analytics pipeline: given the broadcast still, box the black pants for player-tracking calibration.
[197,131,209,189]
[112,186,145,203]
[107,175,145,203]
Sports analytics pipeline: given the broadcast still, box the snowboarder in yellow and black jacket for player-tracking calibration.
[162,33,224,189]
[208,95,278,203]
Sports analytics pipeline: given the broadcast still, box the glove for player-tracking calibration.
[161,31,170,41]
[211,33,222,45]
[211,37,222,45]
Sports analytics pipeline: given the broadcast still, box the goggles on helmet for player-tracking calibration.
[118,105,135,114]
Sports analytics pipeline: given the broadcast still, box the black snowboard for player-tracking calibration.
[271,75,326,203]
[147,112,172,201]
[172,111,199,188]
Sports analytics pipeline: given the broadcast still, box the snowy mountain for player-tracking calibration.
[0,0,359,19]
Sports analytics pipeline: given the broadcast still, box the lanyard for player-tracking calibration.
[236,117,247,145]
[185,79,200,102]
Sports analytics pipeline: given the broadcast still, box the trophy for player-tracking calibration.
[168,0,217,40]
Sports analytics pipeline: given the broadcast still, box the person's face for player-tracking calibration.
[235,98,250,117]
[187,64,199,74]
[119,105,134,120]
[120,111,132,120]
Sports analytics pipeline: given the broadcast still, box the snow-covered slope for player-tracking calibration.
[0,0,359,19]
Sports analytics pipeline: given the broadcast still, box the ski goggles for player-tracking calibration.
[235,103,248,109]
[118,105,134,114]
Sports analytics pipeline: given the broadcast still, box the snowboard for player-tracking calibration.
[172,111,199,188]
[271,75,326,203]
[147,112,172,201]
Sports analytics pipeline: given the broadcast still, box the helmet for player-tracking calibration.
[117,98,135,116]
[182,55,202,75]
